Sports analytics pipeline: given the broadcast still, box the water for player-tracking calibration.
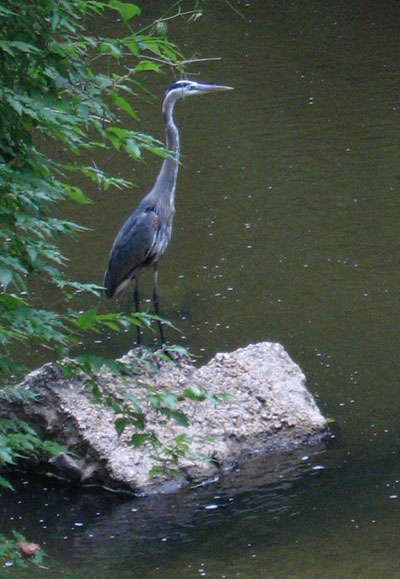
[2,0,400,576]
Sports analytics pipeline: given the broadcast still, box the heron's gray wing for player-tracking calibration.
[104,208,159,298]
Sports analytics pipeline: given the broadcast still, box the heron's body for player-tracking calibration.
[104,80,232,343]
[104,196,173,299]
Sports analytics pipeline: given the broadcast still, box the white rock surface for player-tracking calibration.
[4,342,327,494]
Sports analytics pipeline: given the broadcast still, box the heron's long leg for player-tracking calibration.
[153,262,165,345]
[134,277,141,345]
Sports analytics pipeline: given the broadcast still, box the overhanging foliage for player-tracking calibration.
[0,0,206,568]
[0,0,193,378]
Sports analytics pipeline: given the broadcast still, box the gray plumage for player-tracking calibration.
[104,80,233,343]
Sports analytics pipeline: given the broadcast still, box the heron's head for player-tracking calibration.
[165,80,233,102]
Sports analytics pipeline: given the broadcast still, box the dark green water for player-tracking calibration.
[2,0,400,576]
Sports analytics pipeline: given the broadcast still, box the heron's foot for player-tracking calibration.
[131,344,149,357]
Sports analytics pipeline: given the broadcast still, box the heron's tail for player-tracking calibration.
[103,268,116,299]
[103,267,132,299]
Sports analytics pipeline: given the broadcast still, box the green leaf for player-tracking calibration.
[99,40,122,59]
[110,94,138,119]
[0,448,15,465]
[0,268,13,292]
[39,440,66,456]
[9,41,39,54]
[170,411,189,427]
[134,60,162,73]
[64,185,91,204]
[183,384,206,401]
[0,476,14,490]
[109,1,141,23]
[130,433,148,447]
[74,308,99,331]
[160,391,177,409]
[0,40,15,56]
[124,138,141,159]
[149,465,165,477]
[0,6,15,17]
[122,36,140,55]
[114,417,128,436]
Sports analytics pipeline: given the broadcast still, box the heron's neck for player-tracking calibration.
[151,97,180,216]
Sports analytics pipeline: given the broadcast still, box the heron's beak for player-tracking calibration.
[199,84,234,93]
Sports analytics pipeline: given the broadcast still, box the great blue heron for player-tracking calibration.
[104,80,233,344]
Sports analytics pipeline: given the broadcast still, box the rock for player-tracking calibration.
[2,342,328,495]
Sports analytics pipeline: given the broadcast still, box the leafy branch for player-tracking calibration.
[0,0,231,567]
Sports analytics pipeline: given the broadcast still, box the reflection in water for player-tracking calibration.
[4,0,400,576]
[1,445,330,577]
[3,441,400,578]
